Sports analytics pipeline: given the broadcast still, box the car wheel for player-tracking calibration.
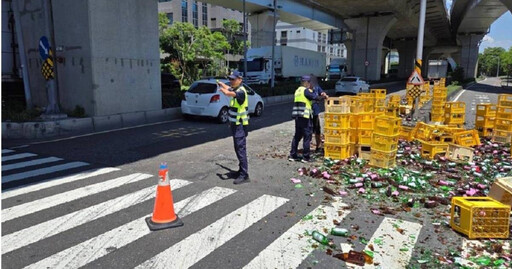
[217,107,229,124]
[182,114,192,120]
[254,102,263,117]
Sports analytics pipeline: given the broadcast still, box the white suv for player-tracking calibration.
[181,79,265,123]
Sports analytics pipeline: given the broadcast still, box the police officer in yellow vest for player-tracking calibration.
[289,75,319,163]
[217,71,250,184]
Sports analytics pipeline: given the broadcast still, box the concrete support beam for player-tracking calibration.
[248,11,278,48]
[458,34,484,79]
[345,15,397,81]
[394,40,416,79]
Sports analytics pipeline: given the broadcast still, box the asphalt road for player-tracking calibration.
[1,78,509,268]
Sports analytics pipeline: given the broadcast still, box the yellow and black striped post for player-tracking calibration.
[415,59,422,75]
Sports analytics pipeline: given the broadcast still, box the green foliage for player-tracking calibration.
[158,14,230,86]
[67,105,87,118]
[478,47,506,76]
[2,99,42,122]
[501,47,512,76]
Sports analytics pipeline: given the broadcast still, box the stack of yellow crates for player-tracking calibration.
[385,94,401,117]
[419,82,432,106]
[371,89,387,113]
[324,97,353,159]
[493,94,512,143]
[444,101,465,127]
[370,115,401,168]
[431,85,447,123]
[474,104,496,137]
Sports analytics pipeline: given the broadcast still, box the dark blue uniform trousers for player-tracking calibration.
[290,117,312,160]
[231,123,248,178]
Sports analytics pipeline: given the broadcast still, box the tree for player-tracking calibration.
[158,13,230,86]
[501,47,512,77]
[478,47,506,76]
[222,19,250,72]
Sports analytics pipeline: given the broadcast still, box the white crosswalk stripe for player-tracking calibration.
[2,149,15,154]
[2,153,37,162]
[136,195,289,269]
[2,167,120,199]
[2,162,90,183]
[1,173,152,222]
[24,186,237,269]
[1,179,191,255]
[244,203,350,269]
[2,157,62,171]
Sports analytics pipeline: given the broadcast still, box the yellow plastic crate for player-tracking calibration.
[349,129,358,144]
[357,144,371,161]
[445,102,466,114]
[453,130,481,147]
[358,129,373,145]
[371,89,387,99]
[371,133,399,151]
[385,107,399,117]
[498,94,512,107]
[475,116,495,128]
[349,97,364,113]
[375,99,386,107]
[374,116,401,136]
[433,87,447,97]
[324,143,352,160]
[324,128,351,144]
[358,112,380,129]
[349,114,360,129]
[494,118,512,132]
[324,113,350,129]
[496,106,512,120]
[446,143,474,163]
[492,130,512,143]
[411,122,436,141]
[476,104,497,117]
[399,125,414,141]
[431,113,445,123]
[476,127,493,138]
[369,149,397,168]
[388,95,401,106]
[450,197,510,239]
[419,140,448,160]
[444,113,465,124]
[325,97,351,113]
[374,106,386,113]
[431,103,445,111]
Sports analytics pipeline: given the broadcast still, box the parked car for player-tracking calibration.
[161,73,181,108]
[181,78,265,123]
[335,76,370,95]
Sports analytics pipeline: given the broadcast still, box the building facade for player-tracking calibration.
[275,21,346,65]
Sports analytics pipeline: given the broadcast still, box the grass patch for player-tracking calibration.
[447,84,462,96]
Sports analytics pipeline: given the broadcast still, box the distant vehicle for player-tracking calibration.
[161,73,181,108]
[181,79,264,123]
[327,58,347,80]
[335,77,370,95]
[239,46,326,84]
[427,60,448,80]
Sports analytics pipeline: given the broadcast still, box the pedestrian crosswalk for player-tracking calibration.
[2,149,429,268]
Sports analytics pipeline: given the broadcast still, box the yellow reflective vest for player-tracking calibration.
[229,86,249,125]
[292,86,312,119]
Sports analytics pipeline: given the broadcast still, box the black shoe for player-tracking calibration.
[301,157,312,163]
[225,171,240,179]
[288,155,299,162]
[233,175,250,185]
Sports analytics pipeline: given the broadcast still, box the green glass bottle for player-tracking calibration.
[312,231,331,246]
[330,228,349,237]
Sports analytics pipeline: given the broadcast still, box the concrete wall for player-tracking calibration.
[16,0,160,116]
[2,0,21,79]
[88,0,161,116]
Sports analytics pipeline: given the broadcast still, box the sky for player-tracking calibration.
[446,0,512,53]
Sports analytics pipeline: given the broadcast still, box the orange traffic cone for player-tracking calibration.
[145,163,183,231]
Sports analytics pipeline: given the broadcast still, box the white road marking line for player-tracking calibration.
[1,162,90,184]
[2,149,15,154]
[355,218,422,268]
[1,173,152,223]
[452,90,466,101]
[2,167,120,199]
[1,179,191,254]
[24,186,237,269]
[137,194,289,269]
[2,153,37,162]
[2,157,63,172]
[243,204,350,269]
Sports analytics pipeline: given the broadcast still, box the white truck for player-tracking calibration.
[239,46,326,84]
[327,58,347,80]
[427,60,448,80]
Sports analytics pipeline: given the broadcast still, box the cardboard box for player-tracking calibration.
[489,177,512,207]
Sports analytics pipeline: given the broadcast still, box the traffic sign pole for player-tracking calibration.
[42,0,60,115]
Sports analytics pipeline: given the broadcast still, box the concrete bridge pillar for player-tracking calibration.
[459,34,485,79]
[248,11,278,48]
[395,40,416,79]
[345,15,397,81]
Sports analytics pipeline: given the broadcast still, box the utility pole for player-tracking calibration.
[270,0,277,88]
[243,0,248,81]
[364,16,369,81]
[415,0,426,75]
[42,0,61,114]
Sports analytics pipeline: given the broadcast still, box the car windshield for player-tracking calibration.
[340,78,357,82]
[188,82,217,94]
